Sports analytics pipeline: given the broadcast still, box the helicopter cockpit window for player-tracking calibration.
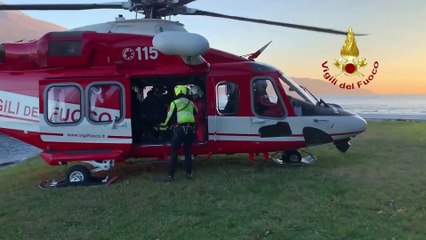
[279,75,317,105]
[46,85,82,124]
[217,82,239,115]
[252,79,285,118]
[88,84,123,123]
[279,75,318,116]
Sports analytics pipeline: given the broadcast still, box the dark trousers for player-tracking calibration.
[168,125,195,176]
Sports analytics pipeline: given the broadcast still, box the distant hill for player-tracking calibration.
[292,77,376,97]
[0,7,65,43]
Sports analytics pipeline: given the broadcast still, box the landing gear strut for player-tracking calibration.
[39,160,117,189]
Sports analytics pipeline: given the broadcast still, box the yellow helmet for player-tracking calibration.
[174,85,188,96]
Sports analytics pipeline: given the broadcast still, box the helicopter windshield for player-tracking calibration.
[279,74,318,105]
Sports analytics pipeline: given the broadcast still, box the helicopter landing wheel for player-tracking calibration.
[66,165,91,184]
[282,150,302,163]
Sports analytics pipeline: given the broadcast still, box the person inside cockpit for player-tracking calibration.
[253,80,284,117]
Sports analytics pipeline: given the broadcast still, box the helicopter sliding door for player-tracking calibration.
[212,80,253,144]
[130,76,208,146]
[212,77,288,151]
[39,77,132,149]
[249,78,288,137]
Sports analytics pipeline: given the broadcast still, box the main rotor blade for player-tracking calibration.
[155,0,196,15]
[0,4,124,11]
[184,9,366,36]
[174,0,197,5]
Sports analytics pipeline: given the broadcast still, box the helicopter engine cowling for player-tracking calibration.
[153,31,209,65]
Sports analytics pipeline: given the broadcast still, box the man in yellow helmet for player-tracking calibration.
[159,85,198,181]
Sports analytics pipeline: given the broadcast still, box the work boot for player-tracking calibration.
[186,173,193,180]
[155,175,174,182]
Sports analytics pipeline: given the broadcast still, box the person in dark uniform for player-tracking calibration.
[131,86,144,143]
[140,85,167,141]
[159,85,198,181]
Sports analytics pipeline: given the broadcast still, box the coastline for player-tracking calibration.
[361,114,426,122]
[0,134,41,167]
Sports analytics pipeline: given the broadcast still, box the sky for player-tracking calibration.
[3,0,426,94]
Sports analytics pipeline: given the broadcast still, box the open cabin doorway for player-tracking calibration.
[130,75,207,145]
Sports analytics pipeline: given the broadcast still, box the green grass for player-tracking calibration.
[1,121,426,239]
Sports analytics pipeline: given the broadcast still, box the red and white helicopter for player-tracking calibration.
[0,0,367,185]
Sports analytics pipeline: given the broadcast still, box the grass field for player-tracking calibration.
[1,121,426,239]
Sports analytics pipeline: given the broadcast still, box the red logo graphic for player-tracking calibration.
[321,27,379,90]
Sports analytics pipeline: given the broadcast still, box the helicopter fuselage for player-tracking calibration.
[0,20,367,166]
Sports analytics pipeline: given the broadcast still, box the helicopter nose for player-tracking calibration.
[354,115,368,134]
[333,115,367,153]
[337,114,367,135]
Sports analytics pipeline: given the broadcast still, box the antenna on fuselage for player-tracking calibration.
[242,41,272,61]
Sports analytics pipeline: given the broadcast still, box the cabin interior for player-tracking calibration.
[130,75,207,145]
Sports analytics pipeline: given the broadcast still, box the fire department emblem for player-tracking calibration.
[122,48,135,61]
[333,27,367,78]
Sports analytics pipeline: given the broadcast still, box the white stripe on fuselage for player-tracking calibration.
[208,115,365,142]
[0,91,40,132]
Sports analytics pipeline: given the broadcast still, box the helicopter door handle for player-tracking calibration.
[313,119,329,123]
[252,118,265,123]
[111,117,127,129]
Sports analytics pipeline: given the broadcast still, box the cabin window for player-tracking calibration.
[217,82,239,115]
[252,79,285,118]
[88,84,123,123]
[46,85,82,124]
